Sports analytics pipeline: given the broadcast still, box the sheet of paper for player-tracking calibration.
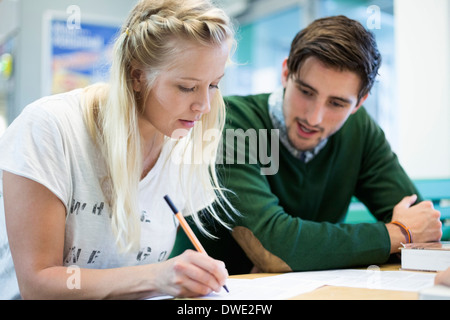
[205,277,324,300]
[273,269,436,292]
[202,269,436,300]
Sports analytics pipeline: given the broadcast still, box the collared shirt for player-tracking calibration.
[268,87,328,163]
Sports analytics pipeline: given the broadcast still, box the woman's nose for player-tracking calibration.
[191,89,211,114]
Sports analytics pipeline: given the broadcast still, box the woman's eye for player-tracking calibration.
[178,86,195,92]
[209,84,219,90]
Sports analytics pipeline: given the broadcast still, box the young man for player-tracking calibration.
[171,15,442,273]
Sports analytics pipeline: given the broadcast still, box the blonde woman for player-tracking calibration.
[0,0,236,299]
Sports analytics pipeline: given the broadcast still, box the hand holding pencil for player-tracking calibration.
[164,195,230,294]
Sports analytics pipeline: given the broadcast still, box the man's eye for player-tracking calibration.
[330,101,344,108]
[301,89,312,96]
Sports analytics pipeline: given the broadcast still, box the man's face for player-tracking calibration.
[281,56,367,151]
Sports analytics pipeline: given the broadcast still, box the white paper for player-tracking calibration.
[205,277,324,300]
[273,269,436,292]
[202,268,436,300]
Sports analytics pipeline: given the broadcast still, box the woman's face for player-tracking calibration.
[134,40,230,139]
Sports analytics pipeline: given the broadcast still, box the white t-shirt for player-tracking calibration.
[0,89,212,299]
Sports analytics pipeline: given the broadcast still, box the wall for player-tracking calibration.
[394,0,450,179]
[0,0,136,122]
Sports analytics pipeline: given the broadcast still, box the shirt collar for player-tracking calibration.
[268,87,328,163]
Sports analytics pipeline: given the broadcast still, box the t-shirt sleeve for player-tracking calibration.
[0,102,71,208]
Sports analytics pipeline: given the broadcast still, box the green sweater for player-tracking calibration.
[171,93,421,273]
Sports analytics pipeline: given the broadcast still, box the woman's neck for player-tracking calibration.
[139,120,165,180]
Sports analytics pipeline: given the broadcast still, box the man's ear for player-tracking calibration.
[281,58,289,88]
[131,67,144,92]
[351,93,369,114]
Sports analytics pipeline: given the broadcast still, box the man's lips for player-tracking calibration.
[296,121,320,138]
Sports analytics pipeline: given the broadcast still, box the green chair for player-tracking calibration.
[414,179,450,241]
[344,179,450,241]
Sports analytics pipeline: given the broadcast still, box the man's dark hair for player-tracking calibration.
[287,15,382,102]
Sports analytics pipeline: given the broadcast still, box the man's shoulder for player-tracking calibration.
[224,93,270,105]
[223,93,271,129]
[336,106,388,152]
[341,106,380,134]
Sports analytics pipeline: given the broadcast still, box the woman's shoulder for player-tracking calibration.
[24,89,84,119]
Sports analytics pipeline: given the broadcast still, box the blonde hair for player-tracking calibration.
[82,0,237,251]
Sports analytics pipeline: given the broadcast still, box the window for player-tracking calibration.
[223,4,302,95]
[222,0,397,149]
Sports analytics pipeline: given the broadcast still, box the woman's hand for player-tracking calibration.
[435,267,450,287]
[150,249,228,298]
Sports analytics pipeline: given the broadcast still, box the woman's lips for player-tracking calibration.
[179,119,196,128]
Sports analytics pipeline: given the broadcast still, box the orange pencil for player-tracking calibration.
[163,194,229,293]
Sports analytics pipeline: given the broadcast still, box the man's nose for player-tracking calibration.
[305,101,325,126]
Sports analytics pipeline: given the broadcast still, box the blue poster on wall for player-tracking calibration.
[43,12,121,95]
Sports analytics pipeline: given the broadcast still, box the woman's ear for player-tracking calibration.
[131,67,144,92]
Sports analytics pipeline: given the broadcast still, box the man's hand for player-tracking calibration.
[386,195,442,253]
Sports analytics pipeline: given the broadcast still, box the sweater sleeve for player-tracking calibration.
[220,153,391,272]
[217,96,392,272]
